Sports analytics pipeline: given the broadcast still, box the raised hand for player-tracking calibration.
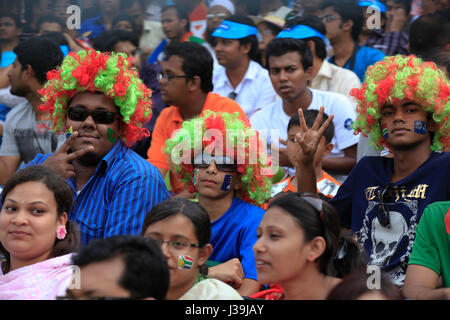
[42,131,94,179]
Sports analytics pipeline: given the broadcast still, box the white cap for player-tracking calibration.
[209,0,235,15]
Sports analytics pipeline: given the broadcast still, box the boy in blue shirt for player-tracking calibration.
[165,111,273,296]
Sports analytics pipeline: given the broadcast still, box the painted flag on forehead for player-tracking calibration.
[178,255,194,270]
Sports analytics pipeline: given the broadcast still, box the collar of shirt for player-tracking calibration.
[316,59,334,80]
[214,60,259,92]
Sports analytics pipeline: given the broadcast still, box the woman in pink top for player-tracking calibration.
[0,165,79,299]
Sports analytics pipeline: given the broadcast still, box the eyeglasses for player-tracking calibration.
[321,14,341,23]
[377,184,392,228]
[207,13,227,20]
[158,72,192,82]
[67,107,117,124]
[193,154,237,172]
[150,238,202,251]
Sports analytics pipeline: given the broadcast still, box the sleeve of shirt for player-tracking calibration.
[0,118,19,157]
[369,49,386,68]
[329,95,359,150]
[407,204,442,276]
[24,154,51,167]
[104,168,170,238]
[147,109,170,171]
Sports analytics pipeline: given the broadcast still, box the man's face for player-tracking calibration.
[379,102,432,150]
[162,7,186,41]
[114,41,141,70]
[158,55,190,106]
[0,17,21,42]
[39,22,63,35]
[66,257,131,299]
[98,0,120,14]
[8,58,27,97]
[320,6,343,41]
[207,6,230,32]
[124,1,144,33]
[214,38,249,68]
[66,92,120,166]
[267,51,313,102]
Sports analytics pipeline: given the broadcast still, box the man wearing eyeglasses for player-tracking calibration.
[147,41,247,198]
[24,50,170,245]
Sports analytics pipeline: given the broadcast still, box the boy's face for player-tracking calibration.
[286,125,332,167]
[193,154,240,199]
[379,102,433,150]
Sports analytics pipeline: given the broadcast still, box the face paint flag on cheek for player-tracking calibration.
[178,255,194,270]
[65,126,73,139]
[193,169,199,186]
[382,127,389,140]
[107,128,118,143]
[221,174,233,191]
[414,120,427,135]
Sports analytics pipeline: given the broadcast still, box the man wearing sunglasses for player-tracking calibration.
[295,55,450,287]
[25,49,170,245]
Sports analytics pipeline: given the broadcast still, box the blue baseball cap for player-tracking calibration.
[276,25,326,41]
[357,0,387,12]
[212,20,258,39]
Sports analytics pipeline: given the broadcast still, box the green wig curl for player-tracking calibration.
[164,111,273,205]
[351,55,450,152]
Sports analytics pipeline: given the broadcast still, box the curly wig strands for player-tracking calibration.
[351,54,450,152]
[38,50,153,147]
[164,111,273,205]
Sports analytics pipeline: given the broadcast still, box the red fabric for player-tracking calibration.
[250,284,284,300]
[445,208,450,234]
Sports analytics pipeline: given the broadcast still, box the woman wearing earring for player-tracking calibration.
[0,165,79,299]
[253,192,366,300]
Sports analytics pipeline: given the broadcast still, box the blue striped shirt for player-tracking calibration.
[27,141,170,245]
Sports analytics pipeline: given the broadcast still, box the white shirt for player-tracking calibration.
[250,88,359,158]
[311,59,362,105]
[212,60,278,118]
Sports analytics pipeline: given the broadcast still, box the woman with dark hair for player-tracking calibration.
[0,165,80,299]
[252,192,366,300]
[141,198,242,300]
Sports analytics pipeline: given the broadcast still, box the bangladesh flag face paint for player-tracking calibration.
[178,255,194,270]
[382,127,389,140]
[107,128,117,143]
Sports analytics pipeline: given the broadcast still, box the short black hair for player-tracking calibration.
[163,41,214,93]
[13,36,64,84]
[93,29,139,52]
[0,12,21,29]
[36,15,64,33]
[222,15,260,62]
[40,32,69,46]
[284,15,328,60]
[265,38,313,71]
[321,0,364,41]
[72,235,170,300]
[421,48,450,76]
[112,13,137,33]
[288,109,335,144]
[409,13,450,57]
[162,5,191,32]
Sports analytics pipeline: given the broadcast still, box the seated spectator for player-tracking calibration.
[403,201,450,299]
[0,37,65,186]
[268,109,340,203]
[253,192,365,300]
[280,15,362,101]
[112,14,137,34]
[256,14,283,68]
[385,0,412,33]
[148,4,204,64]
[358,0,409,56]
[65,235,169,300]
[327,270,404,299]
[212,15,278,118]
[0,12,21,68]
[142,198,243,300]
[250,38,359,182]
[79,0,120,39]
[27,50,169,245]
[409,12,450,59]
[164,111,273,296]
[147,41,247,196]
[36,15,64,35]
[295,55,450,286]
[320,0,386,81]
[0,165,80,299]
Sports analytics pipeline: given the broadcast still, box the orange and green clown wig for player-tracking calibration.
[164,111,274,205]
[38,49,152,147]
[351,54,450,152]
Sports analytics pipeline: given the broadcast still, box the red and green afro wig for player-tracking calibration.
[38,49,152,147]
[164,111,274,205]
[351,54,450,152]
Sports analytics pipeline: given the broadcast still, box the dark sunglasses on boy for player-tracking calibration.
[193,153,237,172]
[67,107,117,125]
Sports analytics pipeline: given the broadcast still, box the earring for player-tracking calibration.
[309,254,314,261]
[56,225,67,240]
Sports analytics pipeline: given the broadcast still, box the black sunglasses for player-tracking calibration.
[193,154,237,172]
[377,184,392,228]
[68,107,117,124]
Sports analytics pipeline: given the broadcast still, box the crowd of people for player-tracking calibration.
[0,0,449,301]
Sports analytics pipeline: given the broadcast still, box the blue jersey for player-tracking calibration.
[209,197,265,280]
[330,152,450,285]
